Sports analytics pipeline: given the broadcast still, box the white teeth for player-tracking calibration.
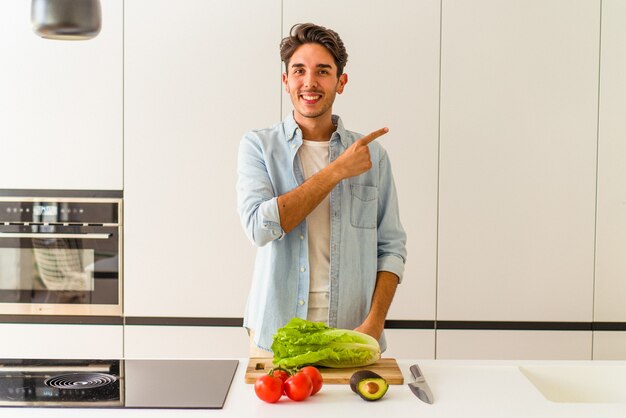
[302,95,320,100]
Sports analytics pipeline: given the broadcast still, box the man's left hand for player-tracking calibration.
[353,271,399,341]
[354,320,384,341]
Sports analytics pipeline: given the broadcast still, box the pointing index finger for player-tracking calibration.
[361,127,389,145]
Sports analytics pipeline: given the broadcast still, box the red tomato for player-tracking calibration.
[254,374,283,403]
[271,368,290,384]
[300,366,323,395]
[284,372,313,401]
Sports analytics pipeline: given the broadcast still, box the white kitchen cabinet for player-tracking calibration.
[123,0,280,318]
[437,0,599,328]
[124,325,249,359]
[437,330,592,360]
[593,331,626,360]
[0,324,123,359]
[594,0,626,324]
[0,0,123,190]
[282,0,441,323]
[383,329,435,359]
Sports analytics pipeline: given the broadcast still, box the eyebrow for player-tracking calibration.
[290,63,333,70]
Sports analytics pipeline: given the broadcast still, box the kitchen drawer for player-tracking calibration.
[124,325,249,359]
[593,331,626,360]
[0,323,123,359]
[436,330,592,360]
[383,329,435,360]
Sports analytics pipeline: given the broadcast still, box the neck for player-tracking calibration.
[294,112,335,141]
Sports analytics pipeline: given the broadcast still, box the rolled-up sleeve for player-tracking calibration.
[237,133,285,247]
[376,147,407,282]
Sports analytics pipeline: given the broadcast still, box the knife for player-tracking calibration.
[408,364,434,404]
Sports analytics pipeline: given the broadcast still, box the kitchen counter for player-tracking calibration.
[0,359,625,417]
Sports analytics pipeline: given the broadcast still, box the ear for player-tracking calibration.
[336,73,348,94]
[282,72,290,93]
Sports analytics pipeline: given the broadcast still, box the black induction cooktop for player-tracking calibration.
[0,359,238,409]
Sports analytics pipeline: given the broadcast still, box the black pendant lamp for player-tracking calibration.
[31,0,102,40]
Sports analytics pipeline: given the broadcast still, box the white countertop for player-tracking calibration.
[1,359,626,418]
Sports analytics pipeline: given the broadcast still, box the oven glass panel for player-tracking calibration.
[0,248,94,290]
[0,227,119,305]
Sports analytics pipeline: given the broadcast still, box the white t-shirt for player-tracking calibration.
[298,139,331,324]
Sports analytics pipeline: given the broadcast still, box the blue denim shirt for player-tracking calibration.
[237,113,407,352]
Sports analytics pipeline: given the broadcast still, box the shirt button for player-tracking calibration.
[299,300,305,306]
[300,235,304,240]
[291,144,296,149]
[300,267,306,272]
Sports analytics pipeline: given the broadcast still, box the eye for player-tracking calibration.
[293,68,304,75]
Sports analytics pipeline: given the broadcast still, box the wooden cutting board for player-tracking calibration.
[244,357,404,384]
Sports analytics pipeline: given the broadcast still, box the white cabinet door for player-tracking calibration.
[0,0,123,190]
[594,0,626,323]
[437,0,599,323]
[282,0,441,324]
[124,0,280,317]
[437,330,592,360]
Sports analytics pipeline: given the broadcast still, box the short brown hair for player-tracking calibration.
[280,23,348,76]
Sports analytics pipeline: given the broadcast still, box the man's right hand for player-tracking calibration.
[330,127,389,180]
[276,127,389,234]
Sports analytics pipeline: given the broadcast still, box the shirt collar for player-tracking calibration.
[283,112,349,147]
[283,111,299,141]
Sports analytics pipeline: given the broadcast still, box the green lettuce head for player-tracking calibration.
[271,318,381,368]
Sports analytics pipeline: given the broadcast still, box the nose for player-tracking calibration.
[303,73,318,89]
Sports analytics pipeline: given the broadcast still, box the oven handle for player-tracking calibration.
[0,365,111,373]
[0,233,112,239]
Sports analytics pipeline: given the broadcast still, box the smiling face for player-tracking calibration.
[282,43,348,126]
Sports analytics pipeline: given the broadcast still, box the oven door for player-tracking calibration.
[0,224,121,316]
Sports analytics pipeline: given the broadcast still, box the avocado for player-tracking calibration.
[349,370,389,401]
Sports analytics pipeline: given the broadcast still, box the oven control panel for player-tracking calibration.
[0,199,120,225]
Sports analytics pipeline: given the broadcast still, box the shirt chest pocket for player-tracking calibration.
[350,184,378,229]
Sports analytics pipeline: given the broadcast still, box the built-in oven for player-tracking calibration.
[0,197,121,316]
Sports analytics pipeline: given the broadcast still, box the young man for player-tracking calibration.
[237,23,407,355]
